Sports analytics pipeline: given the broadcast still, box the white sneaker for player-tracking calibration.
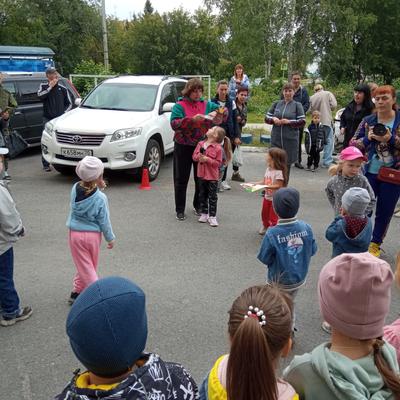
[198,213,208,223]
[208,216,219,227]
[221,181,231,190]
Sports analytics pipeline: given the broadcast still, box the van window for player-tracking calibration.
[2,81,16,96]
[18,80,45,104]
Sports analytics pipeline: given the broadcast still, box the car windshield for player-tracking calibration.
[82,83,158,111]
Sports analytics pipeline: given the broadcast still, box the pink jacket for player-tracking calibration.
[192,140,222,181]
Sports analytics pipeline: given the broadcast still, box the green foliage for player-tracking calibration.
[72,60,114,97]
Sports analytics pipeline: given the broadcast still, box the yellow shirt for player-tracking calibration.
[75,372,120,391]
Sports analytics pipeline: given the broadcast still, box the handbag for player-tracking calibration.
[3,129,29,159]
[377,166,400,185]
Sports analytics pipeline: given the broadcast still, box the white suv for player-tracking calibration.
[41,75,187,180]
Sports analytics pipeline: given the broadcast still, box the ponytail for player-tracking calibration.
[227,317,278,400]
[224,137,232,163]
[80,180,97,196]
[373,339,400,396]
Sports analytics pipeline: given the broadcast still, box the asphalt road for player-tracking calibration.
[1,148,399,399]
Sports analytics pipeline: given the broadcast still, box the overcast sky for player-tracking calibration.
[105,0,205,19]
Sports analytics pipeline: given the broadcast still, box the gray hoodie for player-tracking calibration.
[0,180,23,255]
[284,342,399,400]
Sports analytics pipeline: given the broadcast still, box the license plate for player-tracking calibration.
[61,148,93,158]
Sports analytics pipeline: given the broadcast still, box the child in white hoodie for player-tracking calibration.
[0,147,32,326]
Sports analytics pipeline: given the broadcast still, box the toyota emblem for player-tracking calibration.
[73,135,83,144]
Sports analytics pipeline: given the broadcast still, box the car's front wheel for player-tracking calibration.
[143,139,161,181]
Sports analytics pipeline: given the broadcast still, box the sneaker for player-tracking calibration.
[312,167,317,172]
[305,166,312,171]
[369,242,381,257]
[208,216,219,227]
[258,226,267,235]
[321,321,332,334]
[43,166,52,172]
[221,181,231,190]
[231,172,245,182]
[294,162,304,169]
[198,213,208,223]
[218,186,224,193]
[1,306,33,327]
[68,292,80,305]
[3,173,11,180]
[193,208,201,216]
[176,212,186,221]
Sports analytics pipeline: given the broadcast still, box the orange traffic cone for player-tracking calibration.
[139,167,151,190]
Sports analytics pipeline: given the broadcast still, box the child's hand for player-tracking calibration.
[193,114,205,121]
[200,155,208,163]
[107,240,114,249]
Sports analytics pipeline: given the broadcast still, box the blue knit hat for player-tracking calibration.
[66,277,148,377]
[273,187,300,219]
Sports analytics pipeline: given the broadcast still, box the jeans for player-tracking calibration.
[173,142,200,214]
[0,247,20,318]
[322,125,334,166]
[365,172,400,244]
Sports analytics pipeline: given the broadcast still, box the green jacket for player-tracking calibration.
[0,85,17,114]
[284,342,399,400]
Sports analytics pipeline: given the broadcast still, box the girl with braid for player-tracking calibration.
[200,284,298,400]
[285,252,400,400]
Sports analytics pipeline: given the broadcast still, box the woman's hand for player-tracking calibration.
[193,114,205,121]
[368,127,391,143]
[280,119,290,125]
[234,138,241,145]
[272,117,281,125]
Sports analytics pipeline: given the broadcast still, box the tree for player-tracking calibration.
[144,0,154,15]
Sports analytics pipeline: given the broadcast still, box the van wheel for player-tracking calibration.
[143,139,161,181]
[53,164,75,175]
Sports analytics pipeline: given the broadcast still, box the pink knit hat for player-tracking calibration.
[339,146,367,162]
[75,156,104,182]
[318,252,393,340]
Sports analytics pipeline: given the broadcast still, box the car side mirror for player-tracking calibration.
[75,98,82,107]
[161,102,175,113]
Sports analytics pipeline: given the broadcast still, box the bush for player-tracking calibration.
[72,60,115,97]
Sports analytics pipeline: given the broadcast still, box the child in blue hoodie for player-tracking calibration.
[257,187,317,330]
[325,187,372,258]
[66,156,115,305]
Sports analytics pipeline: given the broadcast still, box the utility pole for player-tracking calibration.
[101,0,109,70]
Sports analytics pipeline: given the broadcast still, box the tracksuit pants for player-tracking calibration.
[69,230,102,293]
[173,142,200,214]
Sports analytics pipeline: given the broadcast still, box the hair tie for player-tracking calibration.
[244,305,266,326]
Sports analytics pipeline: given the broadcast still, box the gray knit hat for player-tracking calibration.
[341,187,370,217]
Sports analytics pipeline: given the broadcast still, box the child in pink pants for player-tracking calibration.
[66,156,115,304]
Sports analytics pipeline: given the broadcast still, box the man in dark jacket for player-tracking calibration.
[290,72,310,169]
[38,67,72,171]
[211,80,242,188]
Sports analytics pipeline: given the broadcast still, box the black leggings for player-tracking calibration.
[199,179,218,217]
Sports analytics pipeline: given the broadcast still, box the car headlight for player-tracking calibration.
[110,127,142,142]
[44,121,55,137]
